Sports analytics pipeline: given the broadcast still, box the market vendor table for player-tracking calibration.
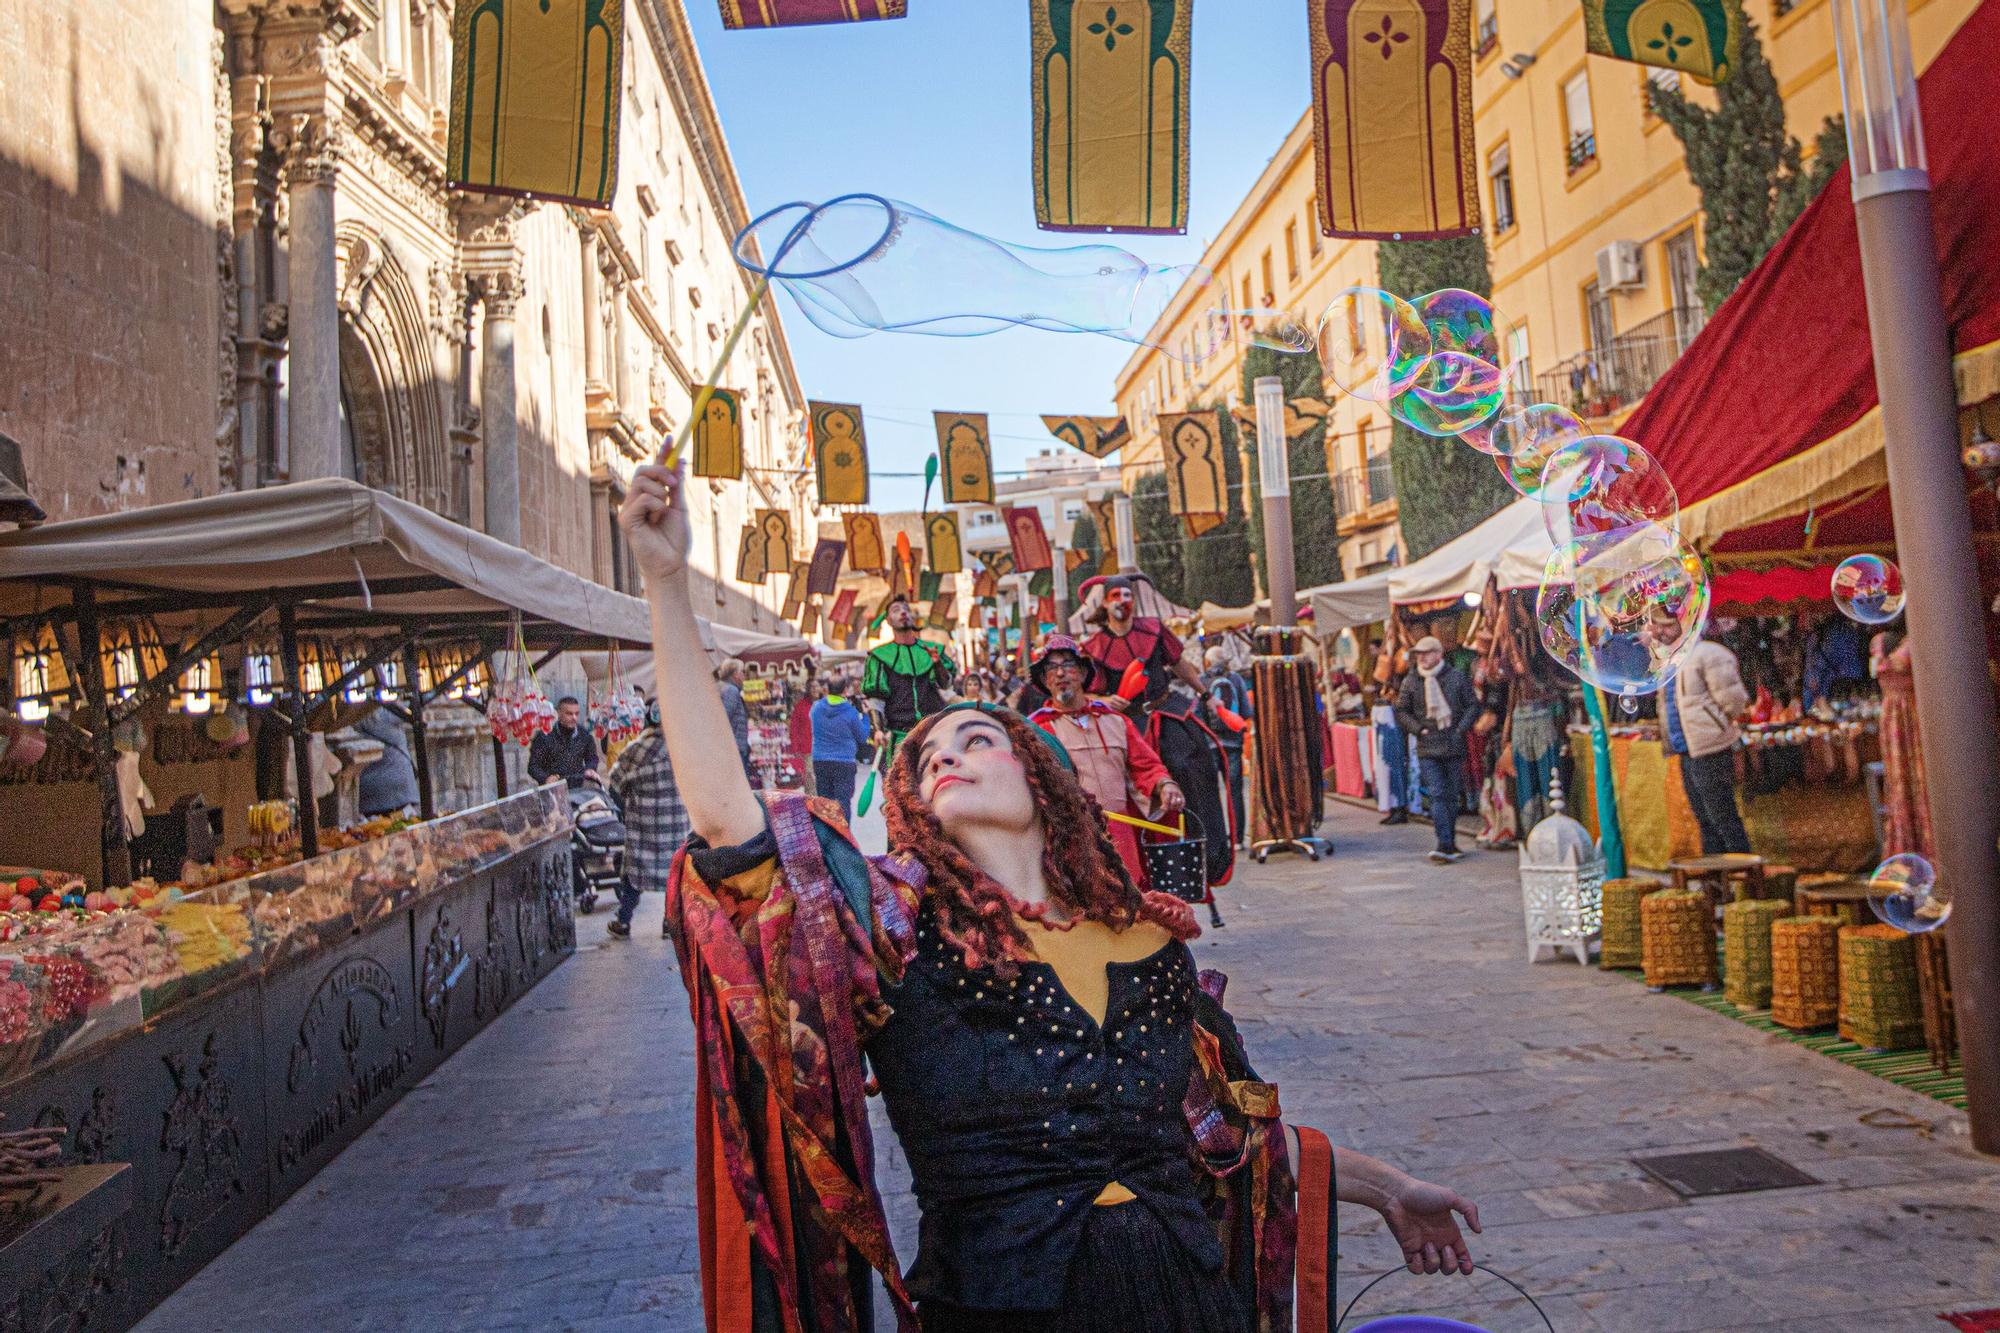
[0,785,574,1332]
[1569,731,1878,874]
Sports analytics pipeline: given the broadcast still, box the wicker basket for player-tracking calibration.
[1599,878,1652,970]
[1641,888,1717,988]
[1838,924,1924,1050]
[1771,916,1842,1029]
[1722,898,1790,1009]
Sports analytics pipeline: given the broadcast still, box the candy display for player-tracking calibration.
[488,613,555,746]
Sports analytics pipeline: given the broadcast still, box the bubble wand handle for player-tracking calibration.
[662,271,773,470]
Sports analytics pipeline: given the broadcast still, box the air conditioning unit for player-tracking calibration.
[1595,240,1645,291]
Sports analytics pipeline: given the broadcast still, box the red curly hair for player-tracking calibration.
[885,706,1175,972]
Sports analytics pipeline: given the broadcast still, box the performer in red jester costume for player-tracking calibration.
[619,455,1482,1332]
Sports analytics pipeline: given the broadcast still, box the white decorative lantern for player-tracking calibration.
[1518,773,1603,965]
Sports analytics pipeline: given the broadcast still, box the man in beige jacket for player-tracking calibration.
[1649,608,1752,854]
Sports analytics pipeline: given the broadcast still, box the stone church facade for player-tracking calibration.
[1,0,816,635]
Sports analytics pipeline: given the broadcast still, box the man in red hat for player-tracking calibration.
[1027,635,1182,888]
[1077,573,1235,891]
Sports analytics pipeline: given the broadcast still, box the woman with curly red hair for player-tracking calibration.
[621,457,1480,1332]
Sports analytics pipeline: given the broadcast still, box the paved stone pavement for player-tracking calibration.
[141,800,2000,1332]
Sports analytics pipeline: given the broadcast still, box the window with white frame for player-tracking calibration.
[1487,142,1515,233]
[1564,72,1597,172]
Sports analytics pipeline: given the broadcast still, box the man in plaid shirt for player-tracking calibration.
[604,701,690,938]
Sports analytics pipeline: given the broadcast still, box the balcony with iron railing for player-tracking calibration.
[1566,130,1597,174]
[1535,305,1707,421]
[1334,455,1397,532]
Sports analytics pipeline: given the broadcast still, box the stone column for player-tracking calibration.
[579,228,603,387]
[278,112,342,482]
[475,272,522,545]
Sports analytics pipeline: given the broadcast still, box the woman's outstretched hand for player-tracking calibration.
[619,452,692,587]
[1379,1175,1481,1276]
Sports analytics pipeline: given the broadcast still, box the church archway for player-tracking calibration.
[333,225,452,513]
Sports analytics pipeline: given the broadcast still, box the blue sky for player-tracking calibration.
[685,2,1314,509]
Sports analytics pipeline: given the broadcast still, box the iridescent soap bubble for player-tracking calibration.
[1413,287,1501,364]
[732,193,1220,359]
[1391,351,1506,436]
[1867,853,1950,933]
[1495,404,1592,495]
[1540,435,1681,543]
[1215,306,1319,355]
[1318,286,1431,401]
[1536,522,1711,696]
[1831,554,1905,625]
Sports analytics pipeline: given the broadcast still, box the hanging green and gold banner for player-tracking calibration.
[935,411,995,504]
[1229,396,1331,442]
[1582,0,1738,83]
[718,0,905,29]
[447,0,624,207]
[1309,0,1479,240]
[800,599,821,637]
[1087,495,1120,563]
[924,512,964,575]
[928,589,957,631]
[690,387,744,479]
[782,562,811,619]
[812,401,870,505]
[1157,410,1227,520]
[1031,0,1192,234]
[1041,414,1131,459]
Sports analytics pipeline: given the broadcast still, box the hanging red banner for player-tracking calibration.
[718,0,904,29]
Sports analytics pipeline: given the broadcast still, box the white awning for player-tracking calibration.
[1305,498,1553,629]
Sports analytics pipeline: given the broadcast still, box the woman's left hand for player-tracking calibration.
[1379,1175,1481,1275]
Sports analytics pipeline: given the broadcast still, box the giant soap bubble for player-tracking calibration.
[1496,405,1592,495]
[1536,522,1711,698]
[1318,286,1431,401]
[1540,436,1680,543]
[1866,853,1950,934]
[734,194,1219,360]
[1391,351,1507,436]
[1831,554,1905,625]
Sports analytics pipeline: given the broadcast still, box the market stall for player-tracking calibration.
[0,478,671,1328]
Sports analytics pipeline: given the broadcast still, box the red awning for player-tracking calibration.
[1620,0,2000,512]
[1710,564,1834,612]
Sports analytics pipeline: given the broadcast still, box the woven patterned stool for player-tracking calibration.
[1723,898,1790,1009]
[1641,888,1717,989]
[1771,916,1842,1029]
[1838,924,1924,1050]
[1599,879,1652,970]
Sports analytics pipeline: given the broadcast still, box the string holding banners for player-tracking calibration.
[812,400,871,505]
[446,0,624,208]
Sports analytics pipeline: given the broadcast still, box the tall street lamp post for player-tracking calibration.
[1834,0,2000,1152]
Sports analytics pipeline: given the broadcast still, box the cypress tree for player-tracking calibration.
[1377,236,1518,559]
[1649,3,1847,311]
[1131,469,1188,607]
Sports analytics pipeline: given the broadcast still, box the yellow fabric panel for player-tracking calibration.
[447,0,623,207]
[1018,915,1172,1025]
[843,512,887,575]
[692,388,744,480]
[1158,411,1226,517]
[936,413,995,505]
[812,402,870,506]
[925,513,964,575]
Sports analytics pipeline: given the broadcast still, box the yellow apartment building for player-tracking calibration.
[1113,0,1979,582]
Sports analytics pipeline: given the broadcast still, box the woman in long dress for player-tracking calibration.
[619,457,1481,1331]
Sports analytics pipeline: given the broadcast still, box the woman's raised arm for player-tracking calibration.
[618,457,768,849]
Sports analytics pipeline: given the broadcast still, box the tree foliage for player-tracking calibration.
[1131,469,1188,607]
[1239,341,1343,594]
[1066,512,1102,605]
[1649,4,1848,312]
[1376,236,1518,559]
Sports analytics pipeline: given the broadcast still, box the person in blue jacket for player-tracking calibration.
[809,672,874,820]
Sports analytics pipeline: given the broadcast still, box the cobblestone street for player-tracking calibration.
[141,800,2000,1332]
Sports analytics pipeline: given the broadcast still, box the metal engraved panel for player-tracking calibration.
[407,872,492,1082]
[262,919,418,1203]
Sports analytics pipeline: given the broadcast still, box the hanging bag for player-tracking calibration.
[1140,809,1208,904]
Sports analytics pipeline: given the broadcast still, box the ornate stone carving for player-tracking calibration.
[159,1032,246,1259]
[333,230,384,315]
[469,270,521,319]
[274,112,341,188]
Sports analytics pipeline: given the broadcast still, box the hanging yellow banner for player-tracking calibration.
[1229,397,1331,442]
[782,562,810,619]
[736,509,792,585]
[811,401,870,505]
[690,387,744,479]
[843,512,887,573]
[935,411,995,505]
[447,0,624,207]
[1158,410,1228,519]
[1031,0,1193,234]
[1041,414,1131,460]
[925,512,964,575]
[1310,0,1479,240]
[1583,0,1739,83]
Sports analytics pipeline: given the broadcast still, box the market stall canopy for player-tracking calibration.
[1308,498,1553,630]
[1305,568,1393,632]
[0,478,686,646]
[1620,0,2000,547]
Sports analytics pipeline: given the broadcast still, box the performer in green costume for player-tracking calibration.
[863,596,956,764]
